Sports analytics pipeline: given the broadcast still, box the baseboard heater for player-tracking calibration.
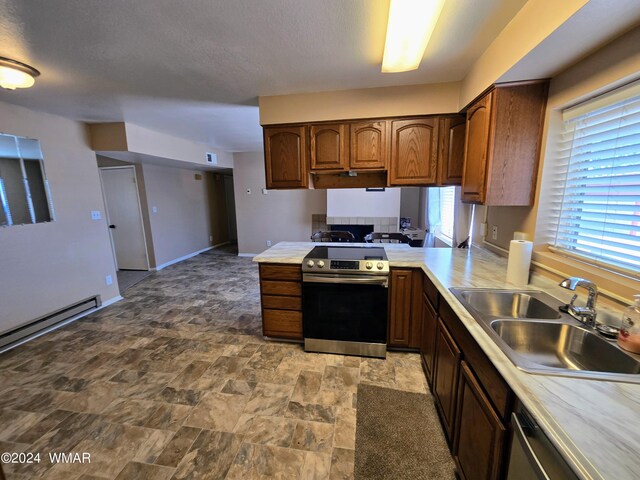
[0,295,101,349]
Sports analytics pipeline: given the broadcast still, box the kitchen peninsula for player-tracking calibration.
[254,241,640,480]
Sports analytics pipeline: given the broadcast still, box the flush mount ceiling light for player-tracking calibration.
[381,0,445,73]
[0,56,40,90]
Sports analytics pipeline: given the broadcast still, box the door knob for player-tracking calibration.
[109,224,116,229]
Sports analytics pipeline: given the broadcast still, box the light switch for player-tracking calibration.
[91,210,101,220]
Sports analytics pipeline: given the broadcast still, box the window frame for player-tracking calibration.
[0,133,55,227]
[544,82,640,279]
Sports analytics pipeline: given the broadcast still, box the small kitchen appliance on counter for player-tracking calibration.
[302,246,389,358]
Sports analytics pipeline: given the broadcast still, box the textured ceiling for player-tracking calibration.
[1,0,529,151]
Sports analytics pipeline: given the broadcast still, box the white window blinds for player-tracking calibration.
[550,83,640,277]
[439,186,455,240]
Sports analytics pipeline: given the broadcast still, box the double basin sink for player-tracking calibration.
[450,289,640,383]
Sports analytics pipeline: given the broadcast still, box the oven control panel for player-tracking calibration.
[330,260,359,270]
[303,258,389,274]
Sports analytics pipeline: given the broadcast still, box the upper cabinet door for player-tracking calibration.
[389,118,438,186]
[349,121,388,170]
[309,124,348,171]
[438,116,466,186]
[263,126,308,189]
[461,91,493,203]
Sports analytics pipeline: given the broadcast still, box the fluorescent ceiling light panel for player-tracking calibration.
[382,0,445,73]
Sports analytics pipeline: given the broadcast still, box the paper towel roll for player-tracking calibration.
[506,240,533,285]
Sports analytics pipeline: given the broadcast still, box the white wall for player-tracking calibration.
[233,152,326,255]
[326,188,401,218]
[400,187,422,228]
[141,163,213,267]
[259,82,461,125]
[90,122,234,170]
[0,101,120,334]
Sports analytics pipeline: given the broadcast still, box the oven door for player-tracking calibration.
[302,274,388,349]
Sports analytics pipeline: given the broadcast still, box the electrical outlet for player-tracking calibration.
[209,235,213,242]
[491,226,498,241]
[266,240,272,247]
[105,275,113,286]
[152,206,158,214]
[91,210,101,220]
[479,222,487,237]
[262,188,268,195]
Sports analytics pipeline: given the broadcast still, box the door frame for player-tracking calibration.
[99,165,150,271]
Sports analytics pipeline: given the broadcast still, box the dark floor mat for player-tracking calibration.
[355,384,456,480]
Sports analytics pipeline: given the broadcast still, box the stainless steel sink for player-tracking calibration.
[460,290,561,319]
[491,320,640,375]
[450,288,640,383]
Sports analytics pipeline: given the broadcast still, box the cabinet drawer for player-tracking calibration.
[439,301,513,421]
[261,280,302,297]
[422,272,439,309]
[260,264,302,281]
[263,309,303,339]
[262,295,302,311]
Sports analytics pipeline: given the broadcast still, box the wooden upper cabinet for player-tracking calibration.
[350,121,388,170]
[310,123,348,172]
[389,118,439,186]
[461,81,549,205]
[437,115,466,185]
[263,126,308,189]
[461,92,493,203]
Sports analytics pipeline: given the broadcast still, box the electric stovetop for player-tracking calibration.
[304,245,387,261]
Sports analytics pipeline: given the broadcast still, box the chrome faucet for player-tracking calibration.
[559,277,598,327]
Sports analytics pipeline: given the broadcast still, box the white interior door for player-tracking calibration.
[100,167,149,270]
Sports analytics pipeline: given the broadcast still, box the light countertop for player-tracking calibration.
[254,242,640,480]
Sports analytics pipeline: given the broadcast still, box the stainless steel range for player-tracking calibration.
[302,246,389,358]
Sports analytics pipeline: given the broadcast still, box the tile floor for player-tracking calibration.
[0,246,427,479]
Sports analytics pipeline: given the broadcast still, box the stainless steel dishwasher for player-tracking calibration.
[507,406,579,480]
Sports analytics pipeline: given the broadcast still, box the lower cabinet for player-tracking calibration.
[259,264,303,340]
[433,318,461,443]
[420,291,438,384]
[426,291,513,479]
[388,268,422,349]
[454,361,506,480]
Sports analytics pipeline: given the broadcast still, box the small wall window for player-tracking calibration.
[438,186,456,241]
[0,133,55,227]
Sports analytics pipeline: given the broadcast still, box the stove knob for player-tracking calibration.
[306,260,315,268]
[377,262,384,270]
[317,260,325,268]
[365,261,373,270]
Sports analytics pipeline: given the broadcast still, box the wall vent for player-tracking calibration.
[206,152,217,165]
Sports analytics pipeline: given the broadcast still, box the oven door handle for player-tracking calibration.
[303,273,388,288]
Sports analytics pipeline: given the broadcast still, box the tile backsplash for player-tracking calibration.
[311,214,399,235]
